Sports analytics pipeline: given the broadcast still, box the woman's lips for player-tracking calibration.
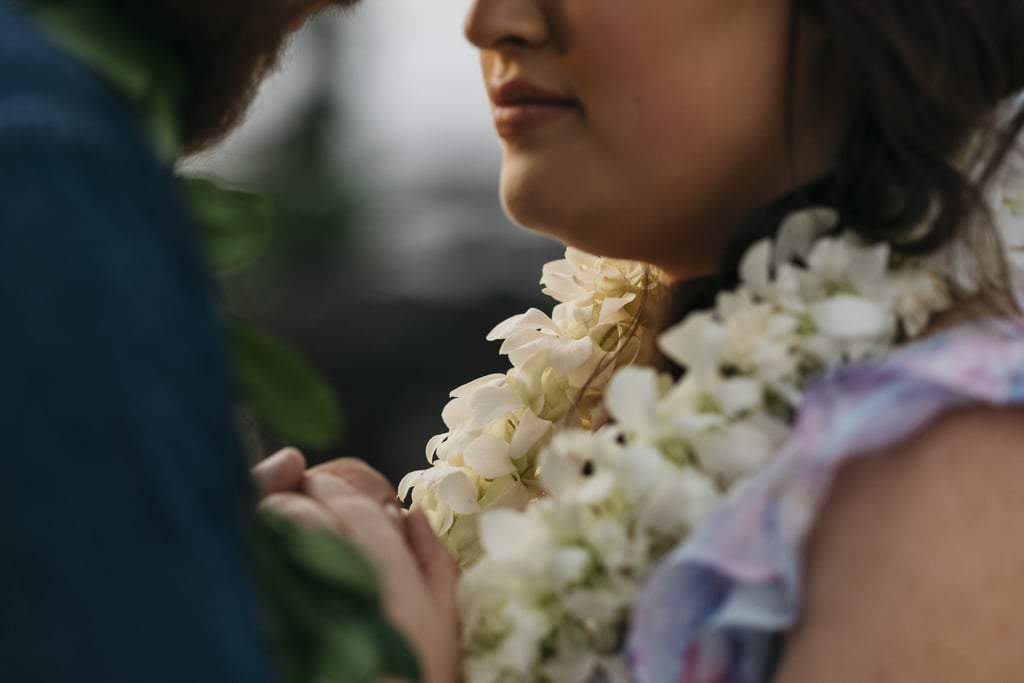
[489,79,580,139]
[492,102,579,138]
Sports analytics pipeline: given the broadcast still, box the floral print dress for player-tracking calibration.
[627,317,1024,683]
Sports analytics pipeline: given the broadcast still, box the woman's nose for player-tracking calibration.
[464,0,549,51]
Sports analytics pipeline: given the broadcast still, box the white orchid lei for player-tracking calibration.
[399,163,1024,682]
[398,250,665,565]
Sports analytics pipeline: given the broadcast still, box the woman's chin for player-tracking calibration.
[499,179,581,241]
[505,211,636,262]
[500,184,561,235]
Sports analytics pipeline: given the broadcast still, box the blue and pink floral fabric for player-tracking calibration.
[627,318,1024,683]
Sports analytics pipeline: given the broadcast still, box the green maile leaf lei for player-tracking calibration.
[19,2,413,681]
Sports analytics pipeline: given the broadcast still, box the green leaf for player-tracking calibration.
[367,615,422,682]
[251,511,421,683]
[257,508,378,602]
[318,619,382,683]
[229,321,345,449]
[146,89,185,167]
[183,178,274,272]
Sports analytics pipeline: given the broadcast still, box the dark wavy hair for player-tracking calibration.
[661,0,1024,331]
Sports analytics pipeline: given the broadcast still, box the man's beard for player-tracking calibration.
[104,0,358,154]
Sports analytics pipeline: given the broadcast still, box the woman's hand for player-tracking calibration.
[255,454,459,683]
[306,457,401,509]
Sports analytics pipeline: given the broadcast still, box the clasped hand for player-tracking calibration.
[252,449,459,683]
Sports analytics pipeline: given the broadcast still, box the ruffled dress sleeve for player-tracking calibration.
[627,318,1024,683]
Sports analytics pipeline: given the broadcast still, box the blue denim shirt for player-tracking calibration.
[0,3,276,680]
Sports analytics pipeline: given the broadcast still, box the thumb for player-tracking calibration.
[252,448,307,496]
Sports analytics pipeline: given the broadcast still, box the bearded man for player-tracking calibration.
[0,1,456,682]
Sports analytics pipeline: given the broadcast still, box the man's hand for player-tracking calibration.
[251,449,400,506]
[251,447,307,495]
[252,454,459,683]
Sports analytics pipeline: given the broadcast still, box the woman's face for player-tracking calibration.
[466,0,843,280]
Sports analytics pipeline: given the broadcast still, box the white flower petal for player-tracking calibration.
[596,294,636,327]
[807,237,853,281]
[548,546,591,587]
[479,508,549,561]
[691,417,788,481]
[713,377,764,416]
[435,427,473,462]
[846,242,891,296]
[811,295,894,341]
[575,470,617,505]
[506,337,553,369]
[639,469,719,533]
[563,590,622,623]
[498,328,549,357]
[548,336,596,374]
[450,373,507,398]
[497,600,549,673]
[440,395,469,429]
[774,207,839,267]
[538,441,589,495]
[613,444,665,500]
[510,409,553,460]
[738,239,773,298]
[605,367,660,436]
[437,470,482,515]
[657,313,725,371]
[396,469,420,501]
[426,504,455,536]
[465,386,524,430]
[670,410,725,435]
[464,434,516,479]
[445,515,482,562]
[486,308,557,341]
[424,432,448,461]
[479,475,533,509]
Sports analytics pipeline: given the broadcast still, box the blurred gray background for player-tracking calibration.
[187,1,562,483]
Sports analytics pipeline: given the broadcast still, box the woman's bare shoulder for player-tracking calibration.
[774,405,1024,683]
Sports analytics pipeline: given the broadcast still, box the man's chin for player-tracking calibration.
[185,0,368,152]
[181,14,305,153]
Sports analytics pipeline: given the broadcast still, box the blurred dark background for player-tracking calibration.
[185,6,562,484]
